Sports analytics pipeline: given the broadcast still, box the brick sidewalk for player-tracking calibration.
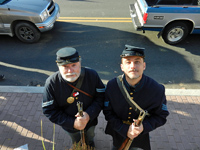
[0,92,200,150]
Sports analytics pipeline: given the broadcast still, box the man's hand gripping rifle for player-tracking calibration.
[119,110,148,150]
[77,101,86,148]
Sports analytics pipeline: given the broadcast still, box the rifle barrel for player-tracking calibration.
[77,101,86,149]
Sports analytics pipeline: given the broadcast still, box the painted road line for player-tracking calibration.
[57,17,132,22]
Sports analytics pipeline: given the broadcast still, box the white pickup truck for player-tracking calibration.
[129,0,200,45]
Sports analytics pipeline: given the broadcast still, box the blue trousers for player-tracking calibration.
[66,126,95,147]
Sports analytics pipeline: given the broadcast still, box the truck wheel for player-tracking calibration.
[162,22,189,45]
[15,22,41,43]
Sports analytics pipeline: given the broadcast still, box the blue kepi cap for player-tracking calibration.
[120,45,145,58]
[56,47,80,66]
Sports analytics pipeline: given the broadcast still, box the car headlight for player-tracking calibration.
[40,10,48,22]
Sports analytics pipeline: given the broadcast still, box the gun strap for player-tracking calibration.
[117,75,150,116]
[67,67,93,98]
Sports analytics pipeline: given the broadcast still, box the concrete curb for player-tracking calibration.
[0,86,200,96]
[165,89,200,96]
[0,86,44,93]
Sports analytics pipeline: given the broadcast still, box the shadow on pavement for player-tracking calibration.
[0,21,199,88]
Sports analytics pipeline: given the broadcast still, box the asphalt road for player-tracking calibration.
[0,0,200,89]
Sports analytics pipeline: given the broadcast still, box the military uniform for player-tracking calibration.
[103,45,169,150]
[42,47,105,146]
[43,68,105,132]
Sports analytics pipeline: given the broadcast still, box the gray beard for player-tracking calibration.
[61,72,80,82]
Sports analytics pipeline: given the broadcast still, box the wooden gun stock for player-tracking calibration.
[77,101,86,149]
[118,110,147,150]
[118,138,131,150]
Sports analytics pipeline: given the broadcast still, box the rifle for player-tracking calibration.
[77,101,86,149]
[118,110,147,150]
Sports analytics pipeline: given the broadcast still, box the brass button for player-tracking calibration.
[131,97,134,100]
[129,112,131,115]
[129,107,132,110]
[128,117,131,119]
[76,97,79,100]
[130,92,133,95]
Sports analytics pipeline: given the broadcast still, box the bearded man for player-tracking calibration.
[42,47,105,148]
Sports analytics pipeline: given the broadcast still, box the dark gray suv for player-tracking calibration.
[0,0,60,43]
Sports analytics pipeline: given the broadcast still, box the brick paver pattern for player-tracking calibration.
[0,93,200,150]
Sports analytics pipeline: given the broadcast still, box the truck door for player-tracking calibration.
[0,7,5,33]
[0,17,4,33]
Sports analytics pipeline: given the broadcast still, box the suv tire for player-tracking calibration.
[15,22,41,43]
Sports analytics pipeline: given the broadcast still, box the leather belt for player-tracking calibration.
[122,120,132,125]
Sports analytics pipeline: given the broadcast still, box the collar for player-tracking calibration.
[123,74,145,92]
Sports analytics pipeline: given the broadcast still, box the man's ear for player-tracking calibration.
[143,62,146,70]
[120,63,124,72]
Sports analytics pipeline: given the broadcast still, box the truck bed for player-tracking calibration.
[146,0,200,6]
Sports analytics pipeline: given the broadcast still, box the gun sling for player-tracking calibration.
[67,67,93,98]
[116,75,150,116]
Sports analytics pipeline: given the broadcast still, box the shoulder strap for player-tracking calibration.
[117,75,150,116]
[76,67,85,89]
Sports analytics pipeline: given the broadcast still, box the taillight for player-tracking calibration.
[143,13,148,24]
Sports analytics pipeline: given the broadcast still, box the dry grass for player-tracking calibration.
[68,142,95,150]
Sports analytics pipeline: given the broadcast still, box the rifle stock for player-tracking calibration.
[118,138,129,150]
[118,110,147,150]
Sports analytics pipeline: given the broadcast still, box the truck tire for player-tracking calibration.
[15,22,41,43]
[162,22,189,45]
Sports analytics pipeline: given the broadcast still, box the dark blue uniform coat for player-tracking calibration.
[103,74,169,150]
[42,67,105,133]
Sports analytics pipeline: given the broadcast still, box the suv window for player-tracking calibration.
[0,0,11,5]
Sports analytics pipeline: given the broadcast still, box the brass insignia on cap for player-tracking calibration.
[67,97,75,104]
